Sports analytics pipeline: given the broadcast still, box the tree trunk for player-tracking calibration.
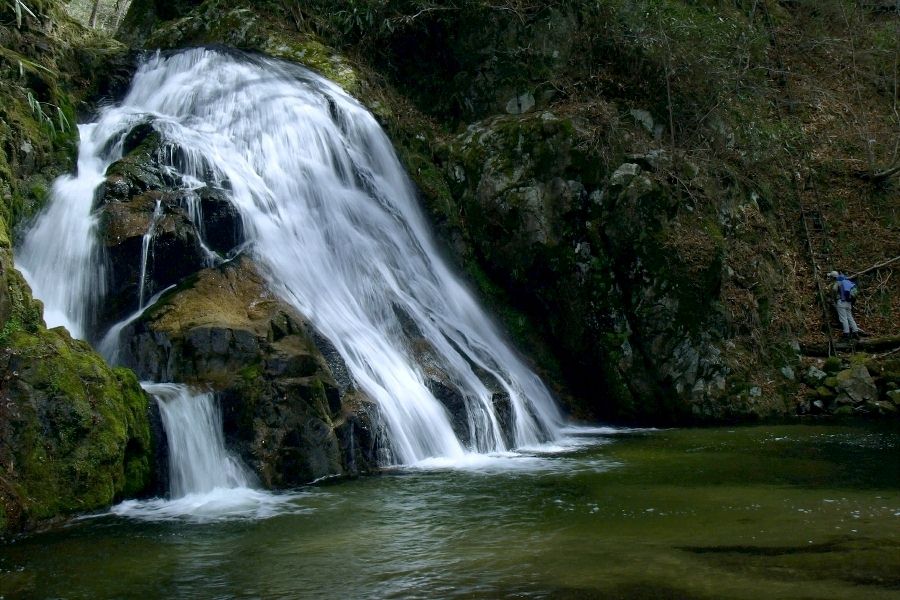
[88,0,102,28]
[113,0,129,29]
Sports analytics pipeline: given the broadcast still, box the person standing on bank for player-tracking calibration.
[827,270,860,341]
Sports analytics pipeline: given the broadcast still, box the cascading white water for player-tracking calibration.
[137,200,163,310]
[17,48,564,466]
[16,122,115,340]
[147,383,251,496]
[111,383,300,521]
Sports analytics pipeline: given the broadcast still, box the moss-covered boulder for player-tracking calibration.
[0,250,152,533]
[117,257,378,486]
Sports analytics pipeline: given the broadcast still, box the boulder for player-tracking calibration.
[506,92,536,115]
[95,130,243,332]
[805,366,827,385]
[0,317,152,532]
[887,389,900,406]
[864,399,897,416]
[117,256,378,487]
[834,365,878,405]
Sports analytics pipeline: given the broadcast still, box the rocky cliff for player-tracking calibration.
[116,0,900,422]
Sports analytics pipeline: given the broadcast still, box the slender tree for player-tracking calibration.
[88,0,102,28]
[113,0,129,29]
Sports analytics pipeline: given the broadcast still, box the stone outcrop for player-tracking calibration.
[116,257,379,485]
[438,112,790,422]
[95,127,243,331]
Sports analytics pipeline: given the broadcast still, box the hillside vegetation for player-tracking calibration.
[0,0,896,531]
[120,0,898,420]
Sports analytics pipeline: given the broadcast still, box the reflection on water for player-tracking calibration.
[1,424,898,599]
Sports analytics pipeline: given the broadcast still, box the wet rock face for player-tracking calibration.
[90,122,375,488]
[117,257,379,486]
[443,112,740,422]
[398,303,518,449]
[94,129,243,332]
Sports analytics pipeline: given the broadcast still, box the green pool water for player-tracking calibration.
[2,424,898,599]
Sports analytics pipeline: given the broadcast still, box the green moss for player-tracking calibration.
[397,145,458,228]
[815,386,833,399]
[1,324,153,531]
[239,363,262,382]
[264,36,359,92]
[823,356,842,374]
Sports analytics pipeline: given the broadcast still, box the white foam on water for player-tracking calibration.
[110,487,308,523]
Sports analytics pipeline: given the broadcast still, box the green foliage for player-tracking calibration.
[823,356,843,374]
[282,0,564,119]
[25,89,70,133]
[6,0,37,27]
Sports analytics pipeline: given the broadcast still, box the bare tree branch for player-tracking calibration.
[850,255,900,278]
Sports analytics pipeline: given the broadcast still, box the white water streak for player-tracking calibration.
[110,383,301,522]
[146,382,251,496]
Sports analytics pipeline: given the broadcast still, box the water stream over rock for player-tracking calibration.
[16,48,563,475]
[111,383,300,521]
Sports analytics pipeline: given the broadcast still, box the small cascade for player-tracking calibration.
[15,122,115,339]
[148,383,251,496]
[137,200,164,310]
[111,383,299,521]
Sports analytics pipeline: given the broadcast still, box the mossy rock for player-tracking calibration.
[816,386,834,399]
[117,257,377,485]
[0,325,152,532]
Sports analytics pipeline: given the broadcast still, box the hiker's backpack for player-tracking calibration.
[838,277,858,302]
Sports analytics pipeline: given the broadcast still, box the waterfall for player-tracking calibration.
[16,47,563,466]
[147,383,252,496]
[110,383,300,521]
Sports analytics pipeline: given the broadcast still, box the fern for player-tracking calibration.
[25,90,69,134]
[8,0,37,28]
